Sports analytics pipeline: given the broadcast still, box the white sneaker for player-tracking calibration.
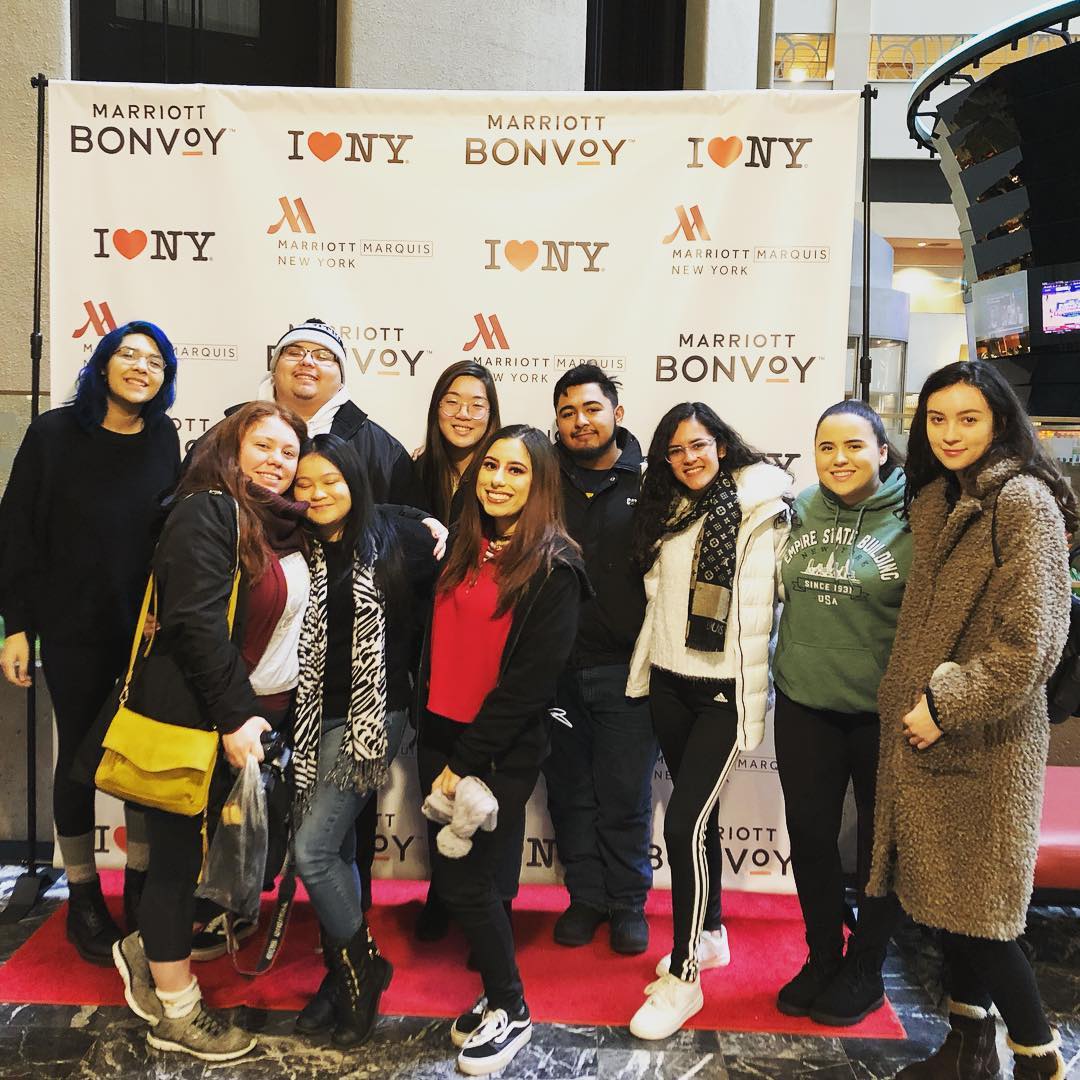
[629,973,704,1040]
[457,1006,532,1075]
[655,925,730,977]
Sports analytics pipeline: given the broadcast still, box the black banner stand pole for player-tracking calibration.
[859,83,878,405]
[0,72,60,924]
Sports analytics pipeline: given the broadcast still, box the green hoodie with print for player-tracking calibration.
[774,466,911,714]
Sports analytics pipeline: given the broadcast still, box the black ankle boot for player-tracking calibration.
[809,944,885,1026]
[325,925,393,1049]
[123,868,146,933]
[66,878,122,966]
[296,927,334,1036]
[776,949,843,1016]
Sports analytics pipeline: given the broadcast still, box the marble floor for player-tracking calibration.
[0,869,1076,1079]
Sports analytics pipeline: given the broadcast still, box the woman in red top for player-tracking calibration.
[418,424,587,1078]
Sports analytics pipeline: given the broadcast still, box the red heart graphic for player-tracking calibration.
[307,131,342,161]
[113,229,147,259]
[113,826,128,852]
[707,136,743,167]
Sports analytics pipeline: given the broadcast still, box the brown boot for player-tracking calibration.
[1009,1030,1066,1080]
[896,1001,1000,1078]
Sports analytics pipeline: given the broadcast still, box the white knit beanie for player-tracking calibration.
[270,317,347,377]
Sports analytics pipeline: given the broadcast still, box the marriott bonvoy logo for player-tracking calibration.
[72,102,228,156]
[656,330,818,385]
[466,113,629,167]
[267,197,433,268]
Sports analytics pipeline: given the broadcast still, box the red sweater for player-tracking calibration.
[427,556,513,724]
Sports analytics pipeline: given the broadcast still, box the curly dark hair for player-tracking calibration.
[905,360,1078,533]
[630,402,765,572]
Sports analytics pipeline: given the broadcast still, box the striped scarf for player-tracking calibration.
[292,540,389,824]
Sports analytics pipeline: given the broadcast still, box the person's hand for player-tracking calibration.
[142,613,159,640]
[901,695,942,750]
[0,632,31,688]
[222,716,271,769]
[422,517,449,560]
[411,445,424,461]
[432,764,461,797]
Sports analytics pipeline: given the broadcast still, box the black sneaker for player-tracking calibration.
[553,902,607,947]
[457,1004,532,1076]
[776,952,842,1017]
[450,994,489,1048]
[610,909,649,955]
[809,950,885,1026]
[190,914,256,962]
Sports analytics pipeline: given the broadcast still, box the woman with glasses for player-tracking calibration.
[415,361,502,523]
[625,402,791,1040]
[412,361,504,942]
[418,425,587,1076]
[0,322,180,965]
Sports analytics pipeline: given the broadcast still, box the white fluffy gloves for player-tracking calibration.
[421,776,499,858]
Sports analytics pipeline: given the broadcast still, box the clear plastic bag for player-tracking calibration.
[195,756,268,922]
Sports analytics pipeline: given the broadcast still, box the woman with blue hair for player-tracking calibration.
[0,320,181,965]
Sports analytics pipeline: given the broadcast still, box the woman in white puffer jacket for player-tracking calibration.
[626,401,791,1040]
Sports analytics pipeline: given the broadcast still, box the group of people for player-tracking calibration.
[0,313,1072,1080]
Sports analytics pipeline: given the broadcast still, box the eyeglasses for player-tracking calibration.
[665,437,716,464]
[112,347,166,374]
[439,395,489,420]
[280,344,339,367]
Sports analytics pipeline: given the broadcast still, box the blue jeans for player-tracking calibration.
[542,663,657,912]
[294,709,407,941]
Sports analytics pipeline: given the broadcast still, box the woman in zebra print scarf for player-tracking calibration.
[291,434,438,1050]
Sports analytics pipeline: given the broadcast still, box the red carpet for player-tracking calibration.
[0,873,904,1038]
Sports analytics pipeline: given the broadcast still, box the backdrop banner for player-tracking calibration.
[48,81,859,891]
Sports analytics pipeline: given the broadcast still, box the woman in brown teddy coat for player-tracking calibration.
[868,361,1075,1080]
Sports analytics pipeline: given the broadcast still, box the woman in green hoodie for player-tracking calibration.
[773,399,908,1027]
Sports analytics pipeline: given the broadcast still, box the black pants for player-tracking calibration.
[943,932,1052,1047]
[774,688,890,958]
[141,804,205,962]
[649,667,738,983]
[417,740,534,1012]
[41,640,127,837]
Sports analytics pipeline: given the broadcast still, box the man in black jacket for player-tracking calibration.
[544,364,657,956]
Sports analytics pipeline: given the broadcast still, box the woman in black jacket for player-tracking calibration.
[110,400,309,1063]
[0,320,180,965]
[289,434,438,1048]
[418,424,587,1078]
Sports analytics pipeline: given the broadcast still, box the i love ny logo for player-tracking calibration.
[287,129,413,165]
[687,134,812,170]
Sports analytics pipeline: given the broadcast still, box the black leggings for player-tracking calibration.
[943,932,1052,1047]
[774,688,882,957]
[41,640,127,837]
[417,740,535,1012]
[649,667,738,983]
[140,804,204,962]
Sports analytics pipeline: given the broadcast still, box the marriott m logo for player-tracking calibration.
[463,313,509,351]
[663,205,711,244]
[267,196,316,235]
[73,301,117,339]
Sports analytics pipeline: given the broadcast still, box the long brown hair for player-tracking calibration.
[416,360,502,521]
[175,401,308,580]
[438,424,578,617]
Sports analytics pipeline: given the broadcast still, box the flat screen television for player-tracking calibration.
[1041,278,1080,336]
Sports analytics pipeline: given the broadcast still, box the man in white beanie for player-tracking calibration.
[264,316,423,506]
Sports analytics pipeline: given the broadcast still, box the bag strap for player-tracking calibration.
[228,847,297,977]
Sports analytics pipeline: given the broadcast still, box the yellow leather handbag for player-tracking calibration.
[95,567,240,817]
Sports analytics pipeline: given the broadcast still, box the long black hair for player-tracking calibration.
[815,398,904,479]
[416,360,501,522]
[299,433,406,598]
[631,402,765,572]
[905,360,1078,531]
